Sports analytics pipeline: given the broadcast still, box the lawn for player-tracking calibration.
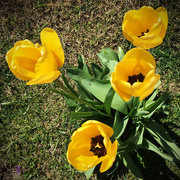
[0,0,179,179]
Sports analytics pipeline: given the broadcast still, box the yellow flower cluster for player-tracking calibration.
[5,6,168,174]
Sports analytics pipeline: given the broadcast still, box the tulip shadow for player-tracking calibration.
[94,150,180,180]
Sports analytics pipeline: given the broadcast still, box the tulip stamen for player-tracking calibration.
[90,135,107,158]
[128,73,145,85]
[138,29,149,37]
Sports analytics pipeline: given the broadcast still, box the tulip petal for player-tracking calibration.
[82,120,114,138]
[156,7,168,39]
[13,46,41,71]
[140,74,160,101]
[14,39,35,47]
[156,7,168,29]
[111,80,132,101]
[131,82,144,97]
[6,47,36,80]
[26,71,60,85]
[40,28,64,68]
[136,34,163,49]
[100,140,118,173]
[135,6,160,29]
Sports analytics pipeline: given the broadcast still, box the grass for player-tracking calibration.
[0,0,179,179]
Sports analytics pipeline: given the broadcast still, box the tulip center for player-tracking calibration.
[90,135,107,158]
[138,29,149,37]
[128,73,145,85]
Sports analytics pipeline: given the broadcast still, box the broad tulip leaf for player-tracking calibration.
[119,153,143,180]
[97,47,119,67]
[118,46,125,61]
[141,138,174,162]
[67,68,92,82]
[67,54,92,82]
[145,120,180,162]
[81,78,128,114]
[113,112,129,139]
[105,60,118,75]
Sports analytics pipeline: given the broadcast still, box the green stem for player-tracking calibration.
[55,79,110,117]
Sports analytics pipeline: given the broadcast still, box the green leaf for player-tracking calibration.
[84,166,95,179]
[113,112,129,139]
[146,89,159,102]
[128,107,137,119]
[90,63,102,79]
[50,88,74,99]
[118,46,124,61]
[68,111,101,118]
[76,83,94,100]
[78,54,89,72]
[136,123,144,145]
[81,78,128,114]
[104,87,115,115]
[100,65,110,80]
[125,96,134,110]
[67,68,92,82]
[118,132,141,154]
[105,60,118,75]
[119,153,143,180]
[67,55,92,82]
[97,47,119,67]
[142,93,169,118]
[141,138,174,162]
[145,120,180,162]
[61,72,79,97]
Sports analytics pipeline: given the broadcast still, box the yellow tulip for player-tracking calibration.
[110,48,160,102]
[67,120,118,173]
[122,6,168,49]
[6,28,64,85]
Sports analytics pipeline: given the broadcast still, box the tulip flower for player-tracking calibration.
[110,48,160,102]
[67,120,118,173]
[122,6,168,49]
[6,28,64,85]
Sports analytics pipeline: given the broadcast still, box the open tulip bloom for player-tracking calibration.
[6,28,64,85]
[110,48,160,102]
[67,120,118,173]
[5,6,180,180]
[122,6,168,49]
